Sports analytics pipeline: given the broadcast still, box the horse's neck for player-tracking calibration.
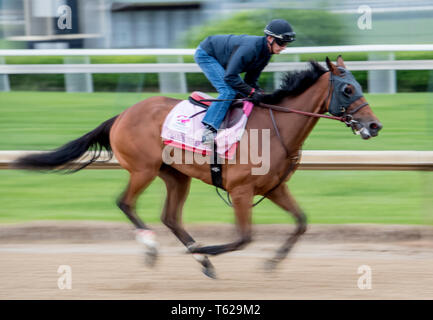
[276,73,329,154]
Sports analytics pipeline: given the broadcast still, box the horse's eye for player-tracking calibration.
[343,85,352,96]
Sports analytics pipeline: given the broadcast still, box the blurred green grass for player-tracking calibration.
[1,91,432,150]
[0,91,432,225]
[0,170,431,225]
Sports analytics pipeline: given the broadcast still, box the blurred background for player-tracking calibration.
[0,0,432,226]
[1,0,433,93]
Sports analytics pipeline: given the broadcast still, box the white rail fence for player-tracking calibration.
[2,151,433,171]
[1,60,433,74]
[1,44,433,93]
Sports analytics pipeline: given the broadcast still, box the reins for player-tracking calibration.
[199,99,367,124]
[258,102,345,122]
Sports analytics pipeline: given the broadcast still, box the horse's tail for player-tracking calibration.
[12,116,118,172]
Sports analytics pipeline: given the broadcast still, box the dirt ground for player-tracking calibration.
[1,221,433,300]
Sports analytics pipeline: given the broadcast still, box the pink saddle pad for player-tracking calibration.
[161,99,254,159]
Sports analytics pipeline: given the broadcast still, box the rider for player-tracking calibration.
[194,19,296,145]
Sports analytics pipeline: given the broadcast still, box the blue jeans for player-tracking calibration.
[194,46,237,130]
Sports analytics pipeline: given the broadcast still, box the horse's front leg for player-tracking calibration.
[189,186,253,255]
[159,165,217,279]
[265,183,307,270]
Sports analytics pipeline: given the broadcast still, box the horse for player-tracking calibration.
[13,56,382,278]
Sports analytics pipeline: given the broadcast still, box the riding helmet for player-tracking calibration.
[264,19,296,44]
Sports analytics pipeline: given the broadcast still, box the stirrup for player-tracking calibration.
[201,128,216,146]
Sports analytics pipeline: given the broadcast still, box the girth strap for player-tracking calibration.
[210,142,224,190]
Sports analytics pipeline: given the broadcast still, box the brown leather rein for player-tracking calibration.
[258,102,355,123]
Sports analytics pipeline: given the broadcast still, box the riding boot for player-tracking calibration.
[201,125,217,146]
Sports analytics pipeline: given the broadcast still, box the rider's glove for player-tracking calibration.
[248,88,264,105]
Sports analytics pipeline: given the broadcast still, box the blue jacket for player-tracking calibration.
[199,35,272,96]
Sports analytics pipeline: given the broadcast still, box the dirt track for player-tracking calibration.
[1,222,433,300]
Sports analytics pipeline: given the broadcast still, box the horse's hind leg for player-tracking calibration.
[265,183,307,270]
[117,170,158,267]
[158,165,216,278]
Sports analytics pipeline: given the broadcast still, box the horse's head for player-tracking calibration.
[325,56,382,139]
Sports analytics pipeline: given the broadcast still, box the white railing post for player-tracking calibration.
[63,56,94,93]
[273,53,299,90]
[157,55,187,94]
[0,57,11,92]
[367,52,396,94]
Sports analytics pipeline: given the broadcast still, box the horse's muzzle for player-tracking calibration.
[365,120,383,138]
[352,119,383,139]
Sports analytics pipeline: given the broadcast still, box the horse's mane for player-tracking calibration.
[263,60,328,104]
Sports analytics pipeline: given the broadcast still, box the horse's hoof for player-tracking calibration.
[201,256,217,279]
[144,247,158,268]
[202,265,217,279]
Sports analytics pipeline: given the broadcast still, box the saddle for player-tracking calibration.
[188,91,245,129]
[161,92,254,190]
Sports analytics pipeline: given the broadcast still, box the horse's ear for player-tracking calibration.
[336,55,347,68]
[325,56,339,75]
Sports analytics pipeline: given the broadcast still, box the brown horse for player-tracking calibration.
[14,56,382,278]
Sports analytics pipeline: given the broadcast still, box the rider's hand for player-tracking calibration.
[250,91,265,105]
